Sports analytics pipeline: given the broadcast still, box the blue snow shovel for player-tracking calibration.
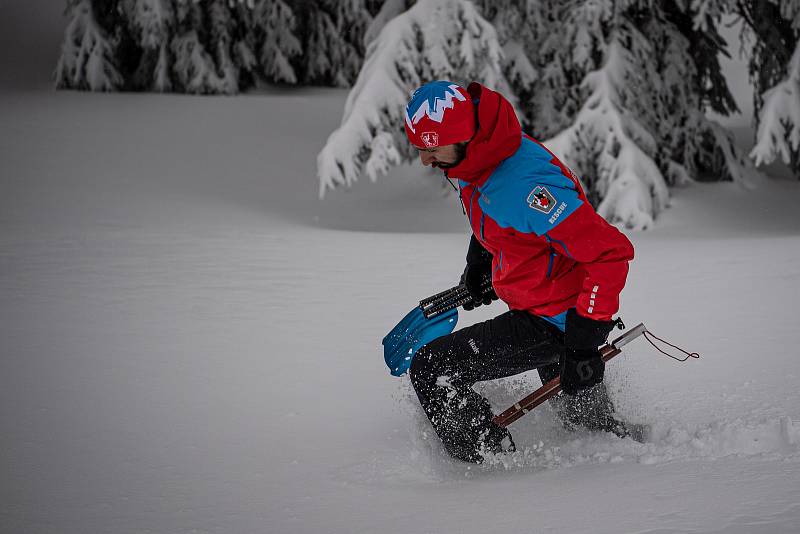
[382,278,493,376]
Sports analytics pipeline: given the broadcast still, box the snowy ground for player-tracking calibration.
[2,87,800,534]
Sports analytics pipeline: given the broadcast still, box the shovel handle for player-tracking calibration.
[419,284,463,309]
[419,277,494,319]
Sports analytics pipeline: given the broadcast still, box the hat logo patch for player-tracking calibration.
[527,186,556,214]
[421,132,439,148]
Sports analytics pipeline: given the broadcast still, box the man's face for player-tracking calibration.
[416,142,467,169]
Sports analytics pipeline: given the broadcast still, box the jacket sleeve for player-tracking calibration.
[545,203,634,321]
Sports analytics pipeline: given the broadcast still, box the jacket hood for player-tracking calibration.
[447,82,522,183]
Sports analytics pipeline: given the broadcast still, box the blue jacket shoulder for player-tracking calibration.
[478,137,583,236]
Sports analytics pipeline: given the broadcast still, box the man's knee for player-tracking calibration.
[409,342,438,389]
[410,333,482,396]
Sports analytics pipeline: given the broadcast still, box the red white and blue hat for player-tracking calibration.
[404,81,475,149]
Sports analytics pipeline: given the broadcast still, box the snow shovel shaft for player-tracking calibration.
[492,323,647,428]
[420,276,494,319]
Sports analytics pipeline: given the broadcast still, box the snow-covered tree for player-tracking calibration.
[534,1,754,227]
[170,30,225,93]
[527,0,610,140]
[736,0,798,116]
[317,0,509,196]
[54,0,381,93]
[299,0,374,87]
[332,0,374,83]
[750,43,800,173]
[647,3,749,184]
[545,16,670,229]
[252,0,301,84]
[473,0,545,134]
[121,0,174,91]
[55,0,308,93]
[548,1,751,226]
[55,0,123,91]
[659,1,737,116]
[163,0,247,94]
[228,0,259,87]
[737,0,800,176]
[169,1,233,94]
[301,8,338,85]
[206,0,239,91]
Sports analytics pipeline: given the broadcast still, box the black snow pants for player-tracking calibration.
[409,309,618,463]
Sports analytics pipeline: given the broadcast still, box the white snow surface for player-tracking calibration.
[2,87,800,534]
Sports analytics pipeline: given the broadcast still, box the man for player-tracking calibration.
[404,80,636,463]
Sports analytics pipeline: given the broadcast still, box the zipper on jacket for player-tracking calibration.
[547,235,573,259]
[467,185,479,229]
[493,251,503,274]
[480,213,485,241]
[545,235,556,278]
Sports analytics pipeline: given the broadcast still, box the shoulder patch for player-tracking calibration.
[527,186,556,214]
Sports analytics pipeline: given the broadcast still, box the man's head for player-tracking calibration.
[404,81,475,168]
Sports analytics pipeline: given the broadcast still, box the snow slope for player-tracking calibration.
[2,87,800,534]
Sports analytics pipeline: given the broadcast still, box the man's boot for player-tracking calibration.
[537,362,648,442]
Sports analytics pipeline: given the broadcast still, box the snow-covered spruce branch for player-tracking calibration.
[316,0,509,198]
[691,0,737,30]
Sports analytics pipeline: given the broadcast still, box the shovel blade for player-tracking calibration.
[382,307,458,376]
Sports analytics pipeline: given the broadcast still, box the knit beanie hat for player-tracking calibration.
[404,81,476,149]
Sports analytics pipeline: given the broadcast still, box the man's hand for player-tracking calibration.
[462,235,497,311]
[561,309,615,395]
[461,263,497,310]
[560,349,604,395]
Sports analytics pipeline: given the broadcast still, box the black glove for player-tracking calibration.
[461,235,498,311]
[560,308,616,395]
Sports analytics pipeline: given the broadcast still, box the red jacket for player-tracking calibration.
[448,83,634,322]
